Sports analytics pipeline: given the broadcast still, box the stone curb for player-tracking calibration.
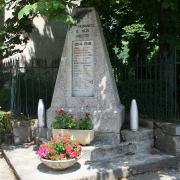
[2,150,20,180]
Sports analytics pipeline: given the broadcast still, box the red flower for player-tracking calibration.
[62,134,70,144]
[70,150,79,159]
[58,132,62,137]
[55,108,65,114]
[58,108,64,113]
[60,108,64,113]
[51,138,58,143]
[48,145,55,153]
[36,133,81,161]
[72,141,78,147]
[40,144,48,150]
[58,154,66,159]
[50,156,57,160]
[66,146,73,155]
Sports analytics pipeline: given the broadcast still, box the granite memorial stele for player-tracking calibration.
[47,7,125,143]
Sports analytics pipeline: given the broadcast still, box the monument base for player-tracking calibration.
[47,105,124,144]
[94,132,121,144]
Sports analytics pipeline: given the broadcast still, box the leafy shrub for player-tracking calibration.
[0,111,13,135]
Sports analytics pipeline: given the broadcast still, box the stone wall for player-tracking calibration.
[154,122,180,156]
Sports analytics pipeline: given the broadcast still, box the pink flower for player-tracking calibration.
[36,133,81,161]
[36,145,48,159]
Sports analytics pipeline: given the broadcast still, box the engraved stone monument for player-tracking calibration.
[47,8,125,143]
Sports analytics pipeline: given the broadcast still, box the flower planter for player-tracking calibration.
[52,129,94,145]
[40,157,79,170]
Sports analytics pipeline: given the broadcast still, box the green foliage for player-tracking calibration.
[81,0,180,62]
[0,111,12,135]
[1,0,180,59]
[52,110,93,130]
[79,114,93,130]
[123,24,150,40]
[53,112,78,129]
[0,0,78,58]
[18,1,77,24]
[0,0,4,13]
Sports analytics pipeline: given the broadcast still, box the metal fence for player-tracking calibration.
[0,54,179,122]
[0,58,59,118]
[115,53,179,122]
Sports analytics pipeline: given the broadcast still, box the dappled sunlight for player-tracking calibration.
[99,76,107,101]
[33,15,46,36]
[45,26,54,40]
[22,39,35,62]
[131,170,179,180]
[33,15,54,40]
[158,171,177,180]
[2,39,35,67]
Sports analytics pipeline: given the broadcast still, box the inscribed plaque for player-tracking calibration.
[72,40,94,97]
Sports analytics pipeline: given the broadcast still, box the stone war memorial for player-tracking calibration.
[2,6,180,180]
[47,7,125,143]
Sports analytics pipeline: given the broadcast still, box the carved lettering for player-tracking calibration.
[72,40,94,97]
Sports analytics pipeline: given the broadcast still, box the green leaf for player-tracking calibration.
[18,1,67,20]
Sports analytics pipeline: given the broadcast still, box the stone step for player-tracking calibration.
[121,128,154,142]
[81,140,153,161]
[37,127,154,161]
[3,146,178,180]
[81,142,135,161]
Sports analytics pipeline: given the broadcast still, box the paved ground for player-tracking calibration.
[2,145,178,180]
[0,151,16,180]
[130,169,180,180]
[1,146,180,180]
[1,156,180,180]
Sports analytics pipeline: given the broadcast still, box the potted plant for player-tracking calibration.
[36,133,81,170]
[52,108,94,145]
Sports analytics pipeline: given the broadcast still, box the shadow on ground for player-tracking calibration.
[37,162,81,175]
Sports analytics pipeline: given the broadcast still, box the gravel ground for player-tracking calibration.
[0,152,16,180]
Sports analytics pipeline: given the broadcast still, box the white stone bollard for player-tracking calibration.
[130,99,139,131]
[38,99,45,128]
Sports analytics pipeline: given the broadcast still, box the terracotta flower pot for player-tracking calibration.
[52,129,94,145]
[40,157,79,170]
